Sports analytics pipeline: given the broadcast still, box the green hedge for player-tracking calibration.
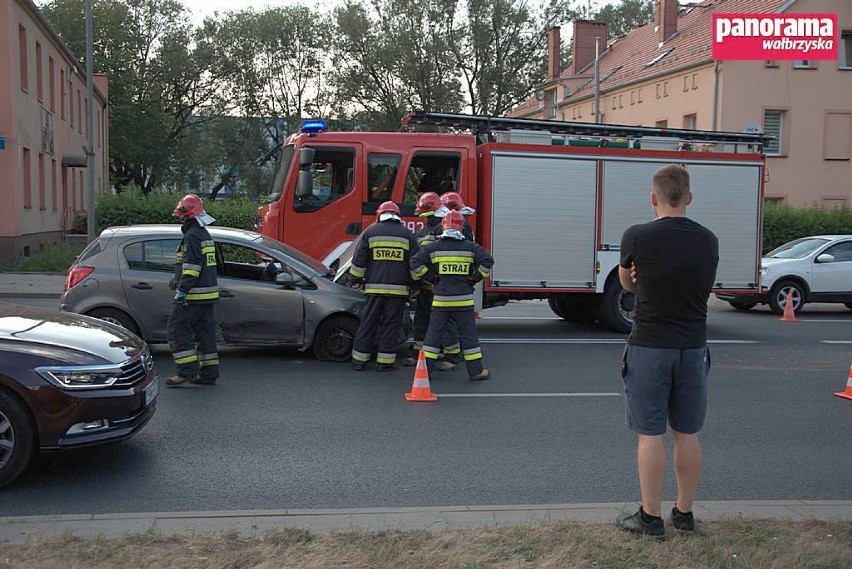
[763,204,852,254]
[95,189,258,234]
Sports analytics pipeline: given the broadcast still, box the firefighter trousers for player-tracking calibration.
[412,291,461,361]
[352,295,406,366]
[167,303,219,379]
[422,309,483,377]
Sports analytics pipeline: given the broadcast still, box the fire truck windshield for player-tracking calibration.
[267,144,295,203]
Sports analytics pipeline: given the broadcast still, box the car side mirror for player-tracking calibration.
[299,147,315,166]
[296,170,313,198]
[275,271,297,289]
[816,253,835,263]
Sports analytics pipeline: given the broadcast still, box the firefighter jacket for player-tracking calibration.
[415,215,443,247]
[410,236,494,310]
[174,220,219,303]
[349,219,418,297]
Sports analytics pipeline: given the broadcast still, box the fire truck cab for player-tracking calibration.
[258,113,770,333]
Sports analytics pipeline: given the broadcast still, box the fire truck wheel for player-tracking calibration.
[596,275,634,334]
[313,315,359,362]
[548,297,597,323]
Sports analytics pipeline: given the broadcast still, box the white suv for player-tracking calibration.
[717,235,852,314]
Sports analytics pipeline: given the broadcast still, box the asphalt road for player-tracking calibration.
[1,297,851,516]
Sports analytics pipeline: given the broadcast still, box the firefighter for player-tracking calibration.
[403,192,460,370]
[411,210,494,381]
[349,201,418,371]
[437,191,475,240]
[166,194,220,386]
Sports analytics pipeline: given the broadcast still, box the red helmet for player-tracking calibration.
[415,192,441,216]
[440,191,465,211]
[441,210,465,232]
[376,201,400,219]
[173,194,205,222]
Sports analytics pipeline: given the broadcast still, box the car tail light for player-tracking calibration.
[65,266,94,291]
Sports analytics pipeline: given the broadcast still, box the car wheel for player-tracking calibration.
[87,308,140,336]
[313,315,359,362]
[769,280,805,316]
[595,274,634,334]
[728,300,757,311]
[0,390,35,490]
[549,297,597,323]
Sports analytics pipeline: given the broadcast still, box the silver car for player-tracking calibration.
[61,225,364,362]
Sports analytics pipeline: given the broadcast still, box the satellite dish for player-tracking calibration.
[742,123,763,134]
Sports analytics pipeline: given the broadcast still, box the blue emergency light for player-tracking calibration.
[300,119,327,133]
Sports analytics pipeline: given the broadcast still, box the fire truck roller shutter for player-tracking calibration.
[600,160,762,291]
[489,153,598,288]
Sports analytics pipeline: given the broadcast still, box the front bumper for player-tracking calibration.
[715,291,769,304]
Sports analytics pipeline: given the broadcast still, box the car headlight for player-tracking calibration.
[761,266,770,276]
[35,364,123,390]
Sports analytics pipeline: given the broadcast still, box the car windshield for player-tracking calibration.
[766,238,829,259]
[253,235,332,276]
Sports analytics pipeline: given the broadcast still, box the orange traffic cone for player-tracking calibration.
[779,291,798,322]
[834,363,852,400]
[405,351,438,402]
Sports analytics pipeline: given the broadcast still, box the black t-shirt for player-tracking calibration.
[620,217,719,349]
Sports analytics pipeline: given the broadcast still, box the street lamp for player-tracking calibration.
[85,0,95,243]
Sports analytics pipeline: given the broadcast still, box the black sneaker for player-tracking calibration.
[616,507,666,541]
[190,376,218,385]
[377,363,399,372]
[401,356,417,367]
[670,507,695,532]
[352,362,367,372]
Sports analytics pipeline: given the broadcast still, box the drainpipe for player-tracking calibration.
[712,60,720,130]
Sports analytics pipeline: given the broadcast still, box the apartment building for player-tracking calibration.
[511,0,852,207]
[0,0,109,260]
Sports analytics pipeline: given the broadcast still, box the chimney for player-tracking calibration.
[570,20,608,75]
[547,27,561,80]
[657,0,679,44]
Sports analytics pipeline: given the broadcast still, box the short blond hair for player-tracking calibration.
[652,164,690,207]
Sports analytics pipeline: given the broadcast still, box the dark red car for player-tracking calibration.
[0,302,158,489]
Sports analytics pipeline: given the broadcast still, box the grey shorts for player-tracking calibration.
[621,344,711,436]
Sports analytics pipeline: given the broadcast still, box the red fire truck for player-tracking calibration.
[256,112,769,333]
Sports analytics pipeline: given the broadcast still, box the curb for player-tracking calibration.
[1,501,850,543]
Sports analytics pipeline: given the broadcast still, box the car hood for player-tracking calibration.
[0,302,144,365]
[762,257,804,270]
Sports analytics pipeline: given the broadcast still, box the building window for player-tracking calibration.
[683,114,697,130]
[793,60,815,69]
[69,80,74,128]
[60,69,66,120]
[23,148,32,209]
[683,76,689,92]
[663,81,669,97]
[600,113,607,124]
[656,84,661,99]
[763,110,786,156]
[655,119,668,128]
[618,94,623,108]
[19,25,28,92]
[637,89,643,103]
[545,89,556,118]
[77,90,82,134]
[35,42,43,101]
[97,110,102,148]
[692,73,698,90]
[611,97,616,110]
[764,195,785,206]
[52,159,58,211]
[49,57,55,111]
[765,60,779,68]
[630,91,635,105]
[38,154,46,210]
[841,32,852,69]
[85,98,89,137]
[824,112,851,161]
[78,171,84,209]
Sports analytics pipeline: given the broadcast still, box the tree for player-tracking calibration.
[332,0,463,130]
[442,0,580,117]
[593,0,654,38]
[40,0,228,192]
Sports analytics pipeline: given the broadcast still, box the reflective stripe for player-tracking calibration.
[199,353,218,361]
[368,236,410,249]
[188,286,218,294]
[422,345,441,360]
[412,265,429,279]
[433,299,475,308]
[199,359,219,367]
[463,351,483,361]
[201,240,215,247]
[432,255,474,263]
[364,284,409,296]
[186,292,219,301]
[350,265,366,278]
[182,269,200,277]
[182,263,202,272]
[434,294,474,304]
[419,211,435,218]
[479,266,491,277]
[352,350,371,362]
[201,247,216,254]
[176,251,184,261]
[174,354,198,365]
[376,352,397,364]
[443,344,461,354]
[430,250,473,261]
[413,342,423,350]
[173,349,196,359]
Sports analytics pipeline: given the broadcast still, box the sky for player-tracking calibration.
[179,0,623,25]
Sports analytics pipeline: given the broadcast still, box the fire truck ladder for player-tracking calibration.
[402,111,772,152]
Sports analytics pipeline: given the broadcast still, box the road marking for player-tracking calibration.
[436,392,622,398]
[481,316,560,320]
[821,340,852,344]
[799,319,852,323]
[478,338,759,345]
